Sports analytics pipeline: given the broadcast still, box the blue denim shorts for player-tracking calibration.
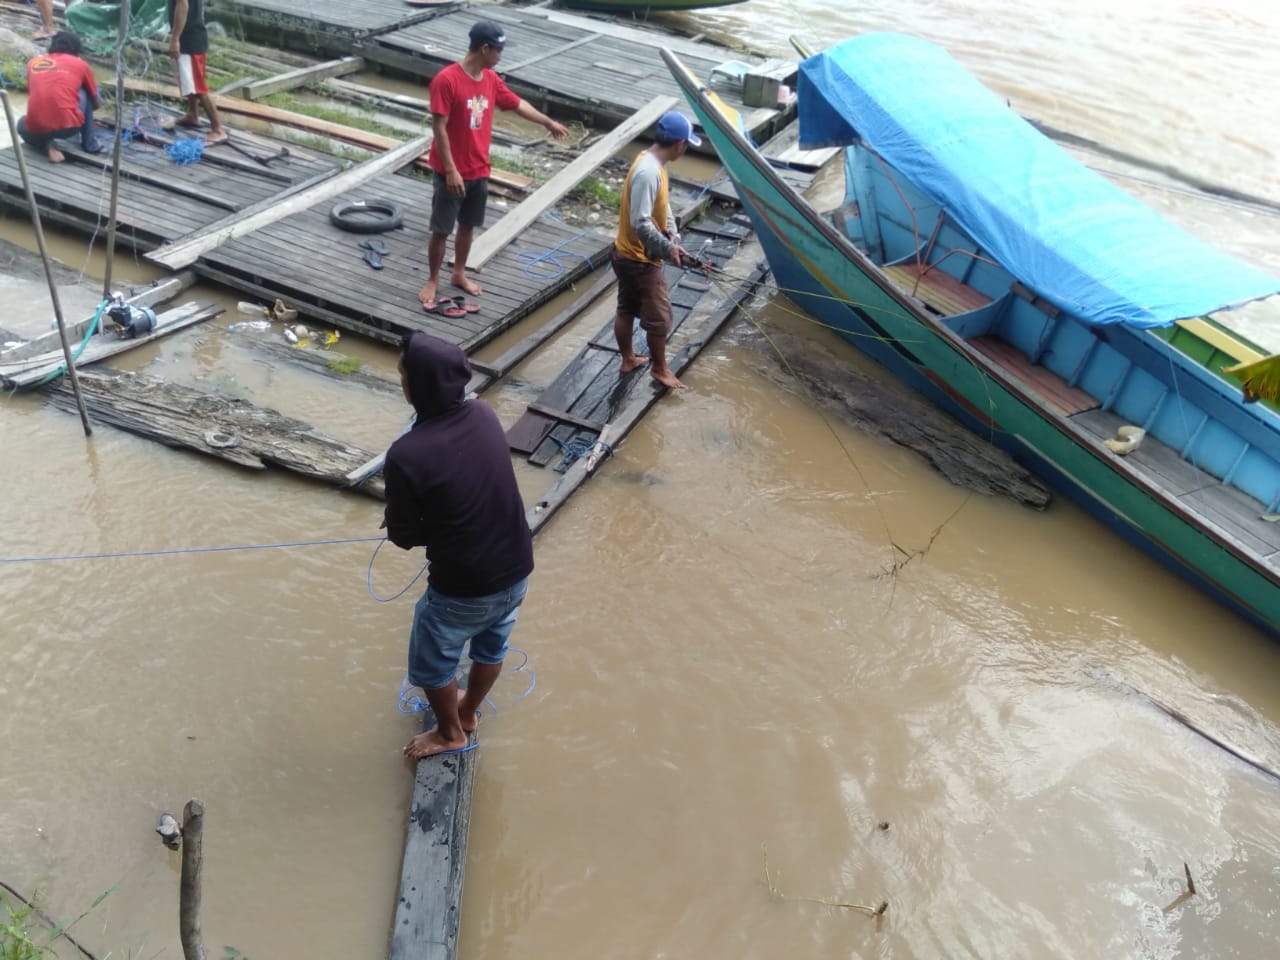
[408,577,528,690]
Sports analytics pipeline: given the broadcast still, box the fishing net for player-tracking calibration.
[66,0,171,55]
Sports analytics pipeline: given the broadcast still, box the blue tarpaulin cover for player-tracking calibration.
[797,33,1280,328]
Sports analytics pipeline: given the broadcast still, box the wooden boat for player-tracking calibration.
[663,34,1280,636]
[556,0,748,12]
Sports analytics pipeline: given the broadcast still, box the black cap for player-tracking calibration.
[469,20,507,50]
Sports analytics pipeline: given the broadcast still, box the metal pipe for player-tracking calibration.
[102,0,131,297]
[0,89,93,435]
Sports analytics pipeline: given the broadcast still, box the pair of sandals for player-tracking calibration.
[360,238,389,270]
[421,295,480,319]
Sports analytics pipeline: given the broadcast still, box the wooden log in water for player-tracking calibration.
[748,329,1052,509]
[44,368,386,498]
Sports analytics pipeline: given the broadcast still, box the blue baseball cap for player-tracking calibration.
[655,111,702,146]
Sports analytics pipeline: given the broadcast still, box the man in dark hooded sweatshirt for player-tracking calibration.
[384,332,534,760]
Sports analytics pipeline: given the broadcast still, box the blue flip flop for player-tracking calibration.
[359,238,387,270]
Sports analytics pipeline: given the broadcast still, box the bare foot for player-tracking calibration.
[418,280,439,310]
[452,274,482,297]
[457,688,479,734]
[33,28,55,40]
[205,130,229,146]
[403,727,469,760]
[46,146,65,164]
[619,354,650,374]
[651,366,685,390]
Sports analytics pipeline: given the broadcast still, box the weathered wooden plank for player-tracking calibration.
[121,78,532,192]
[1072,408,1211,496]
[0,272,195,362]
[527,401,606,432]
[43,368,385,495]
[390,742,476,960]
[1,301,223,388]
[148,134,433,269]
[467,94,677,270]
[526,265,771,532]
[242,56,365,100]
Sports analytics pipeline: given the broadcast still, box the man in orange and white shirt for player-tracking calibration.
[17,31,102,163]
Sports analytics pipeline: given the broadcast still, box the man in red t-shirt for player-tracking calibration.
[417,20,569,314]
[17,31,102,164]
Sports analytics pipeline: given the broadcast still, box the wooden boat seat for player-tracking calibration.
[968,335,1100,416]
[883,262,991,316]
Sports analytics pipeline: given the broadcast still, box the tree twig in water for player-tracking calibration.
[760,843,887,917]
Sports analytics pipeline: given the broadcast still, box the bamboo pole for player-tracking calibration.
[102,0,130,298]
[0,89,93,435]
[179,799,207,960]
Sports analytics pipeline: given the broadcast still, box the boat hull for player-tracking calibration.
[664,51,1280,636]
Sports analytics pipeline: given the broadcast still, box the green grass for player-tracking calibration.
[326,356,362,375]
[0,55,28,92]
[1,887,115,959]
[258,92,407,139]
[572,175,621,209]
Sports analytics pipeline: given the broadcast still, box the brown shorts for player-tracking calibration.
[610,246,672,336]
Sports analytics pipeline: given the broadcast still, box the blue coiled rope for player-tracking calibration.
[516,229,593,280]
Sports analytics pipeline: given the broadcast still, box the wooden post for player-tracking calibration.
[102,0,130,298]
[0,89,93,435]
[179,799,207,960]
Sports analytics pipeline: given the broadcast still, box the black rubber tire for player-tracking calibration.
[329,198,404,234]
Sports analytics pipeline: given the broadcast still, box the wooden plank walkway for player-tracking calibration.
[361,6,790,142]
[506,209,754,466]
[206,0,464,50]
[196,168,611,350]
[393,206,763,960]
[0,131,339,250]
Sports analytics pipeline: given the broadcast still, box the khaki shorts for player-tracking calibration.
[610,246,672,336]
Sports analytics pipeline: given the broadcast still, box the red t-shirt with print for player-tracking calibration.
[426,62,520,181]
[24,53,98,134]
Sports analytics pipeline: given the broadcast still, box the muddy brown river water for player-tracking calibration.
[3,1,1280,958]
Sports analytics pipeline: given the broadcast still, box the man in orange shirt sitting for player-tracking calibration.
[17,31,103,163]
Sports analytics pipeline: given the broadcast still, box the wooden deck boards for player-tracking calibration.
[0,134,339,250]
[506,212,752,463]
[969,335,1099,416]
[883,263,992,316]
[198,169,612,349]
[207,0,461,42]
[1071,407,1280,560]
[363,6,785,138]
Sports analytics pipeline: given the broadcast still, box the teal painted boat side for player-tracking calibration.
[662,49,1280,635]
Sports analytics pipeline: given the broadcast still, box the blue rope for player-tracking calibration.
[366,537,428,603]
[166,137,205,166]
[549,434,601,473]
[515,229,593,280]
[0,535,384,564]
[397,646,536,715]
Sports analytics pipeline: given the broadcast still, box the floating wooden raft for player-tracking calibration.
[506,211,754,468]
[0,130,338,251]
[361,6,792,144]
[44,369,386,498]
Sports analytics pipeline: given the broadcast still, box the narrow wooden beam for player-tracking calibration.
[146,133,432,270]
[526,265,770,534]
[242,56,365,101]
[342,269,618,489]
[120,79,532,192]
[527,401,606,432]
[467,95,678,270]
[0,272,195,362]
[1,302,223,388]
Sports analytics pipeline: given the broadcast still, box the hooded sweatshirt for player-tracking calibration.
[383,333,533,597]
